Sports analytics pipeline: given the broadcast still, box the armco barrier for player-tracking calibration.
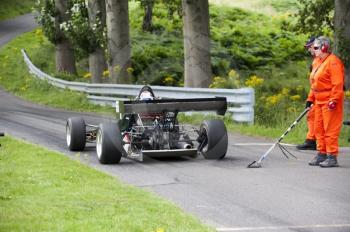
[22,49,255,124]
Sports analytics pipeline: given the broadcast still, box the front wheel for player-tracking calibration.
[66,117,86,151]
[199,119,228,159]
[96,122,123,164]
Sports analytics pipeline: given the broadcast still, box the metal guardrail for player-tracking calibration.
[22,49,255,124]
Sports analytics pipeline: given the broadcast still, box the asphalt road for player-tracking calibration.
[0,13,38,46]
[1,14,350,232]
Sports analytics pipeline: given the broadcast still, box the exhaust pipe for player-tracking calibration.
[177,142,193,149]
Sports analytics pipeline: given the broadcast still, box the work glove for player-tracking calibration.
[328,101,336,110]
[305,101,313,109]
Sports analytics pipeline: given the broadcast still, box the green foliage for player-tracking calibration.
[0,0,36,20]
[35,0,105,60]
[61,0,105,60]
[130,32,183,86]
[129,3,307,87]
[210,7,306,70]
[34,0,57,44]
[293,0,334,35]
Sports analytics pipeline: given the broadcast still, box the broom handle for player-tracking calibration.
[277,107,310,143]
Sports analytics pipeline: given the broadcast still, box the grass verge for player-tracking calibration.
[0,0,36,21]
[0,135,214,232]
[0,30,113,115]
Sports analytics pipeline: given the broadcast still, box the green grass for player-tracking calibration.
[0,0,36,21]
[0,29,113,115]
[0,136,214,231]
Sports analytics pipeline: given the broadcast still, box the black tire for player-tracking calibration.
[66,117,86,151]
[199,119,228,159]
[96,122,123,164]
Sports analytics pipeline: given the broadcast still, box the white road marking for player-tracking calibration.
[216,224,350,231]
[231,143,295,147]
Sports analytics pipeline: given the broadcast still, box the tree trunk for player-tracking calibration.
[142,1,154,32]
[55,0,77,74]
[105,0,131,84]
[182,0,212,88]
[88,0,107,83]
[89,48,106,83]
[334,0,350,118]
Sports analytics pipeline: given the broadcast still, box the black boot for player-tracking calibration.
[308,153,327,166]
[319,154,339,168]
[296,139,316,150]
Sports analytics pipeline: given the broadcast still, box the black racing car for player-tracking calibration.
[66,86,228,164]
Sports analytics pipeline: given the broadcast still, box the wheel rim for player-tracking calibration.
[96,129,102,159]
[66,125,71,147]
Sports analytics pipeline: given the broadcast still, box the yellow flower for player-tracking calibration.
[209,76,225,88]
[163,76,174,85]
[266,94,282,106]
[245,75,264,88]
[281,88,289,96]
[228,69,237,78]
[83,73,92,79]
[290,95,301,101]
[156,229,165,232]
[345,90,350,99]
[35,28,43,37]
[102,70,109,77]
[127,67,134,74]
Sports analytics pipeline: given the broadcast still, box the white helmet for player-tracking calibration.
[139,91,154,100]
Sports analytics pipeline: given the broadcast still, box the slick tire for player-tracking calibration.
[96,122,123,164]
[66,117,86,151]
[199,119,228,159]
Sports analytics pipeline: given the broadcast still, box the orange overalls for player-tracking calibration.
[306,58,321,141]
[307,54,344,155]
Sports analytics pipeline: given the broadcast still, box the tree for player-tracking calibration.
[105,0,131,83]
[55,0,77,74]
[182,0,212,88]
[140,0,155,32]
[334,0,350,91]
[35,0,77,74]
[87,0,107,83]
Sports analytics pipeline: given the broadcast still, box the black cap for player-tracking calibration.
[304,36,316,48]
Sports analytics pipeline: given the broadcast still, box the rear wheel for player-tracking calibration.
[96,122,123,164]
[199,119,228,159]
[66,117,86,151]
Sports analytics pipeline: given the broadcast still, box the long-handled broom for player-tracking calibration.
[247,107,311,168]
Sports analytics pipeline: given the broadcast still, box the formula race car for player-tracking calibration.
[66,86,228,164]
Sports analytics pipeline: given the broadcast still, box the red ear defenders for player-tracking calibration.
[321,42,329,53]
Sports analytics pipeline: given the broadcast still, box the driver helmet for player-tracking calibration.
[139,91,154,100]
[138,85,156,100]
